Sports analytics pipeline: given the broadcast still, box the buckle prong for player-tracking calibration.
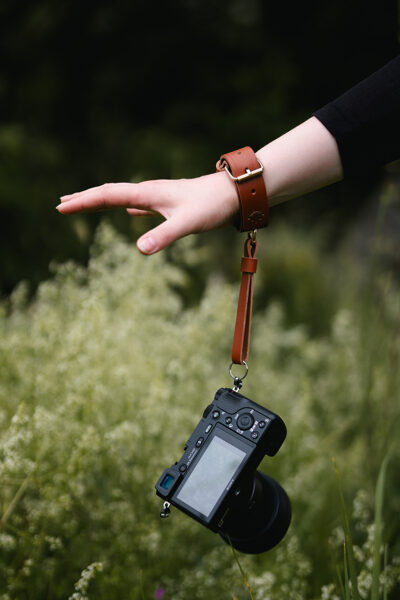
[223,162,264,183]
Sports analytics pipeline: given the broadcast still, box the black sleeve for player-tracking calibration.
[313,55,400,176]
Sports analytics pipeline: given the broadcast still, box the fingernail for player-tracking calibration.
[55,204,62,211]
[137,236,156,254]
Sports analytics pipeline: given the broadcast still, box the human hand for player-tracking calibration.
[56,172,238,254]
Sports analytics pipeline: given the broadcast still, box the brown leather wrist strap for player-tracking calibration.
[231,234,258,364]
[216,146,269,232]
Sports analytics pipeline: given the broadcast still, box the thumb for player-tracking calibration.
[136,217,188,255]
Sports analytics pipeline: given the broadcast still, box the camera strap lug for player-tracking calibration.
[229,361,248,392]
[160,501,171,519]
[232,377,243,392]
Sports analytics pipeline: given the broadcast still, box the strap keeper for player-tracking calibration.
[241,257,258,274]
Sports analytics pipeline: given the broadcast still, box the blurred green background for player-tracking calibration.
[1,2,400,599]
[0,0,399,296]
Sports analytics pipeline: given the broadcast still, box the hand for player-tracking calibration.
[57,172,239,254]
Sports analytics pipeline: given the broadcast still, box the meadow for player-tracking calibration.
[1,222,399,599]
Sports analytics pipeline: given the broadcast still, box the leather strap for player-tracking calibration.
[216,146,269,232]
[231,236,258,364]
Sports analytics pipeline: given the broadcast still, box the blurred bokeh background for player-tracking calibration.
[0,0,399,296]
[1,2,400,599]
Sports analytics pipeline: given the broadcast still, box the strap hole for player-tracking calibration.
[251,189,256,195]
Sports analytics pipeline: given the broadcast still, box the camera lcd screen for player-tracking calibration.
[176,434,246,517]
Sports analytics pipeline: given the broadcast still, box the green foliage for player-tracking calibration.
[0,0,397,293]
[323,459,400,600]
[255,225,338,334]
[0,224,399,599]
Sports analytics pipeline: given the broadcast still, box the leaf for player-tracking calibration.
[383,545,388,600]
[336,562,346,600]
[228,535,254,600]
[344,542,350,600]
[371,455,389,600]
[333,457,360,600]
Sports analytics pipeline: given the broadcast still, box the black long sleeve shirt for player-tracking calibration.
[313,54,400,176]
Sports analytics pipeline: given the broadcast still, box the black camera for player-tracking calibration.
[155,387,291,554]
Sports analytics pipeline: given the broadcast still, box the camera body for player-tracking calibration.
[155,387,290,551]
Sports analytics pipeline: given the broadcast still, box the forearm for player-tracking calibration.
[256,116,343,207]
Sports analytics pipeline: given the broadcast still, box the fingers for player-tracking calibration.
[56,182,161,214]
[136,217,190,255]
[56,174,235,255]
[126,208,157,217]
[57,179,190,254]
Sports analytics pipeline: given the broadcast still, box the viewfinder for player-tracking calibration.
[160,474,175,490]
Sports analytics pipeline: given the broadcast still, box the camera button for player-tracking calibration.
[212,410,220,419]
[225,417,232,424]
[205,424,212,434]
[196,437,204,447]
[251,432,259,439]
[179,464,187,473]
[259,421,266,429]
[203,404,213,418]
[237,413,254,430]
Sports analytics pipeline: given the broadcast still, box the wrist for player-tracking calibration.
[198,171,240,227]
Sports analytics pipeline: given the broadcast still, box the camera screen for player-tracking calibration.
[176,434,246,517]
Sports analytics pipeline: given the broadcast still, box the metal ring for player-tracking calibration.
[229,361,249,381]
[248,229,257,243]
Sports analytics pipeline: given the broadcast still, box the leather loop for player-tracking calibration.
[232,238,258,364]
[216,146,269,232]
[241,257,257,274]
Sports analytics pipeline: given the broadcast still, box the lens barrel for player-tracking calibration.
[219,471,291,554]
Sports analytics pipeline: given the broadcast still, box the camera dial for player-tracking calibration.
[237,412,254,430]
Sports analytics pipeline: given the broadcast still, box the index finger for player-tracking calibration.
[56,182,155,214]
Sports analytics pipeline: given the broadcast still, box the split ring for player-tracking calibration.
[229,361,249,381]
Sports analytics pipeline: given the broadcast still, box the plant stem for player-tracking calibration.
[228,536,255,600]
[0,476,30,527]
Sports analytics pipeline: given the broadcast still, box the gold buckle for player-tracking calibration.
[223,161,264,183]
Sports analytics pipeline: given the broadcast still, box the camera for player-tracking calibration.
[155,387,291,554]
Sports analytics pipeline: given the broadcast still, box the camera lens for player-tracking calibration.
[219,471,291,554]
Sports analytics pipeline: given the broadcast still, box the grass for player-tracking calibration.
[334,455,390,600]
[228,535,255,600]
